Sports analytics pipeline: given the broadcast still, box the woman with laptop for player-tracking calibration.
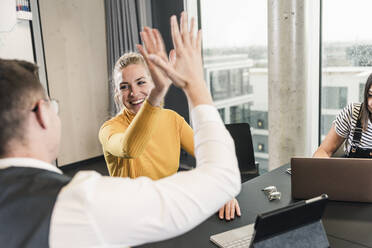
[314,73,372,158]
[99,16,241,220]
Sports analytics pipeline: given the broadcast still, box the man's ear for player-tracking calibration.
[33,99,50,129]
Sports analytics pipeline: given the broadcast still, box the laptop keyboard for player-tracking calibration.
[219,235,252,248]
[210,224,254,248]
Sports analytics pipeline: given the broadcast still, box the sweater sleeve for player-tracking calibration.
[98,100,162,158]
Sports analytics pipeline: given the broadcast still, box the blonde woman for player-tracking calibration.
[99,24,241,220]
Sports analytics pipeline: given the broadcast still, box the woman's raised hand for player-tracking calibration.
[147,11,213,107]
[137,27,171,96]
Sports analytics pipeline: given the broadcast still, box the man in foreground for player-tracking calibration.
[0,12,241,247]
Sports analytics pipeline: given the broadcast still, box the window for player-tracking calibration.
[249,110,268,130]
[200,0,268,171]
[210,70,230,100]
[218,108,225,122]
[321,114,336,137]
[321,87,347,109]
[359,83,365,102]
[321,0,372,141]
[230,103,251,123]
[252,134,268,154]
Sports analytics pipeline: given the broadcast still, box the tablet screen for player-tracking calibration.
[253,194,328,242]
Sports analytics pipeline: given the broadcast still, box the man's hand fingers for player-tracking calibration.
[235,199,241,217]
[190,17,196,48]
[230,200,235,219]
[219,206,224,220]
[169,49,176,66]
[170,15,183,51]
[180,12,190,46]
[225,202,231,221]
[196,30,202,53]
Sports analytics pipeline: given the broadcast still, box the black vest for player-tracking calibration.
[0,167,71,248]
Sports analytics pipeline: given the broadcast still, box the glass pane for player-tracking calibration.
[218,108,225,122]
[201,0,268,171]
[321,87,348,109]
[210,70,230,100]
[252,134,268,153]
[359,83,365,102]
[249,110,268,130]
[321,114,336,137]
[230,103,251,123]
[321,0,372,142]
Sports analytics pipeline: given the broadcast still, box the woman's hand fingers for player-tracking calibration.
[140,29,155,53]
[136,44,148,61]
[169,49,176,66]
[148,54,186,88]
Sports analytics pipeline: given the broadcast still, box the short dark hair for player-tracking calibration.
[0,59,45,156]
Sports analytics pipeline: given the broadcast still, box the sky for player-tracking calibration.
[323,0,372,43]
[200,0,267,48]
[199,0,372,49]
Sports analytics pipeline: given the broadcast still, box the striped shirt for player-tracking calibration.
[333,102,372,155]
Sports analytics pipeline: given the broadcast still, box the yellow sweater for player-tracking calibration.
[99,100,194,179]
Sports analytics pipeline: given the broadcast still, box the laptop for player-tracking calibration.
[291,157,372,202]
[210,195,328,248]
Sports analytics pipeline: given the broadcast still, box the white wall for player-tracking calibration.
[39,0,109,166]
[0,0,34,62]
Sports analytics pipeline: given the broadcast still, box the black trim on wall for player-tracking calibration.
[151,0,189,122]
[151,0,195,167]
[29,19,37,63]
[34,0,51,98]
[318,0,323,146]
[197,0,201,30]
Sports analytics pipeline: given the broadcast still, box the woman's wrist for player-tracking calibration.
[147,87,167,107]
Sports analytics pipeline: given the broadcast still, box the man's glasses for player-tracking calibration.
[31,98,59,114]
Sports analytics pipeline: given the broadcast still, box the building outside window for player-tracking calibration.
[230,103,251,123]
[217,108,226,123]
[321,87,348,110]
[321,0,372,141]
[200,0,268,171]
[359,83,365,102]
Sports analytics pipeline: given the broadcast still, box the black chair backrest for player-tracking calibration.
[225,123,256,172]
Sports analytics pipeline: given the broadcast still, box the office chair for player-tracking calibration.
[225,123,259,183]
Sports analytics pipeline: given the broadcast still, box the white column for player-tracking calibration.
[268,0,308,170]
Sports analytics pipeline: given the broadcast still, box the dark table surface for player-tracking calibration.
[137,164,372,248]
